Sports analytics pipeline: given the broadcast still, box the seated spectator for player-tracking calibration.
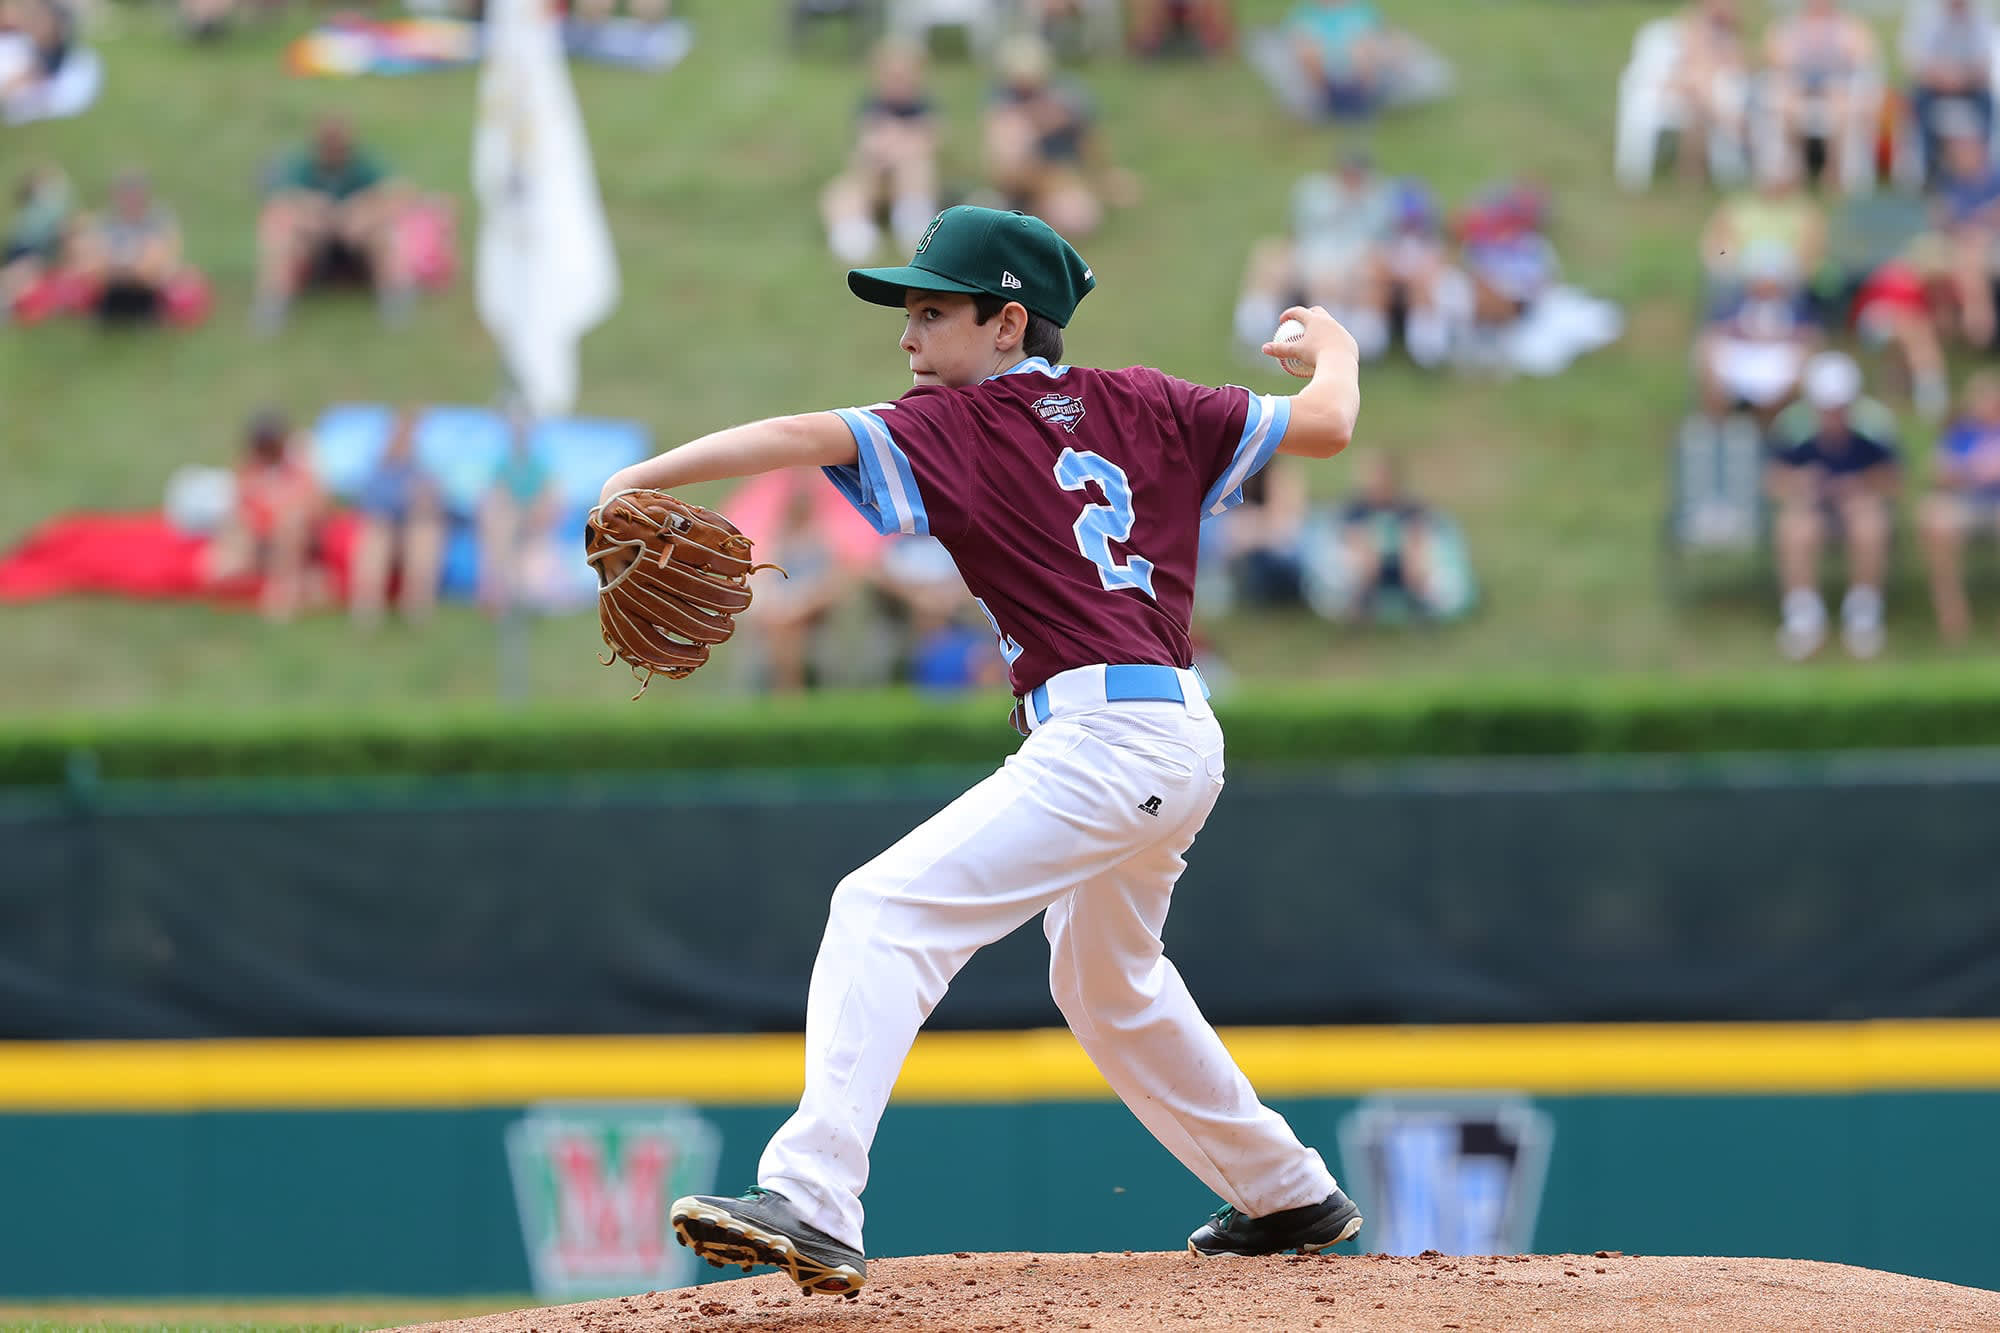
[1697,240,1821,427]
[1757,0,1880,192]
[1200,456,1309,612]
[1279,0,1418,120]
[0,0,93,125]
[1127,0,1233,59]
[821,38,938,265]
[1667,0,1752,184]
[873,534,1002,690]
[1850,237,1952,421]
[1766,352,1899,660]
[1901,0,1997,182]
[1919,370,2000,642]
[200,409,329,623]
[1,164,72,316]
[875,534,968,646]
[1233,149,1396,360]
[747,479,852,693]
[1458,190,1559,336]
[1381,181,1464,370]
[1700,155,1826,293]
[982,35,1139,240]
[1931,121,2000,348]
[178,0,232,41]
[255,116,413,334]
[348,411,444,628]
[477,410,562,616]
[1324,452,1445,621]
[67,170,188,325]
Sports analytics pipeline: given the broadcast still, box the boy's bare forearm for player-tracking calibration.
[600,413,860,501]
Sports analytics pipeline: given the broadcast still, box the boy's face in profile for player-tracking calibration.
[897,290,1022,390]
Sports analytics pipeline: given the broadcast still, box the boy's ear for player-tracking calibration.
[1000,300,1030,352]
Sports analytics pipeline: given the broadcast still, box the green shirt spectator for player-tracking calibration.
[274,143,387,201]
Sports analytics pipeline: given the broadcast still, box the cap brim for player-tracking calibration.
[848,264,986,308]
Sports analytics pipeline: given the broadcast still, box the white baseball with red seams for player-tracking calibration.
[1274,318,1312,379]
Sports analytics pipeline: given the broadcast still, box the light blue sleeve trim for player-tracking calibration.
[1201,392,1292,516]
[823,407,931,537]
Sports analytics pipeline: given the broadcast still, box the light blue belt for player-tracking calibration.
[1025,664,1210,727]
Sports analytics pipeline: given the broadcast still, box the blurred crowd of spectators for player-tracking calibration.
[6,114,449,331]
[193,405,568,625]
[1230,151,1617,378]
[820,29,1142,262]
[7,0,1487,693]
[1649,0,2000,657]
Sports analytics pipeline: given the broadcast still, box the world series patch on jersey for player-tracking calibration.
[825,357,1291,696]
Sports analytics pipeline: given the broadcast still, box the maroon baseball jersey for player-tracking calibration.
[827,356,1291,695]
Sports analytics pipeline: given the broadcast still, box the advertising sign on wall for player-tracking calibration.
[1338,1094,1554,1256]
[506,1102,723,1300]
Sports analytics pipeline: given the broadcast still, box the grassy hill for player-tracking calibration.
[0,0,1972,719]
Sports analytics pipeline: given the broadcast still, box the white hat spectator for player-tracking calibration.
[1803,351,1862,411]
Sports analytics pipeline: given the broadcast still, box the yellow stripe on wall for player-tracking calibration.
[2,1022,1998,1111]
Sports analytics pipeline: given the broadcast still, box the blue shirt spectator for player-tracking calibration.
[1938,382,2000,501]
[1940,152,2000,227]
[1919,369,2000,643]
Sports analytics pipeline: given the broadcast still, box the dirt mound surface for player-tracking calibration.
[395,1251,2000,1332]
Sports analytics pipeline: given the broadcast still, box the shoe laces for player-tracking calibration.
[742,1186,775,1202]
[1210,1204,1240,1226]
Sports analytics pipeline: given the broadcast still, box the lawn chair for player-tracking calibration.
[790,0,883,56]
[888,0,1006,59]
[1662,412,1768,601]
[1613,17,1748,191]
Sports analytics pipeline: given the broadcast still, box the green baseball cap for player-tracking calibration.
[848,205,1096,327]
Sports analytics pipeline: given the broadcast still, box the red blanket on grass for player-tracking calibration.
[0,511,360,605]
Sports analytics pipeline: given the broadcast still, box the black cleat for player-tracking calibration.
[1187,1188,1364,1257]
[670,1187,867,1298]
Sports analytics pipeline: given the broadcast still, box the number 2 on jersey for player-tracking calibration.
[1054,448,1157,600]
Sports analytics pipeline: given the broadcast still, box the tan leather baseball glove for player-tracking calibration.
[585,489,779,697]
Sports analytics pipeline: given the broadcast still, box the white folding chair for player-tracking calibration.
[1615,19,1690,190]
[888,0,1007,59]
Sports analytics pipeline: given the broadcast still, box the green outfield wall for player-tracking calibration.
[1,1024,1996,1298]
[5,752,2000,1037]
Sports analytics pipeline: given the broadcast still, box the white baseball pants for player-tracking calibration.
[757,668,1339,1251]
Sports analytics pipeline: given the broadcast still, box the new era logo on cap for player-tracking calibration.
[1001,271,1023,289]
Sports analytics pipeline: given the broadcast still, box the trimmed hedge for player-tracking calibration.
[4,665,1999,786]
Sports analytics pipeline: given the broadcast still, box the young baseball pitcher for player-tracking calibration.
[597,206,1363,1298]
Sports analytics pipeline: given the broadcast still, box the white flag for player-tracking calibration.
[474,0,619,418]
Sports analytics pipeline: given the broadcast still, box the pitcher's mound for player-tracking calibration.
[396,1251,2000,1332]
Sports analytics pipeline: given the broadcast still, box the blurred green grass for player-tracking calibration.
[0,1294,524,1332]
[1,0,1978,719]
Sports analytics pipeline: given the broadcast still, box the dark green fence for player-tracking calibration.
[6,750,2000,1037]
